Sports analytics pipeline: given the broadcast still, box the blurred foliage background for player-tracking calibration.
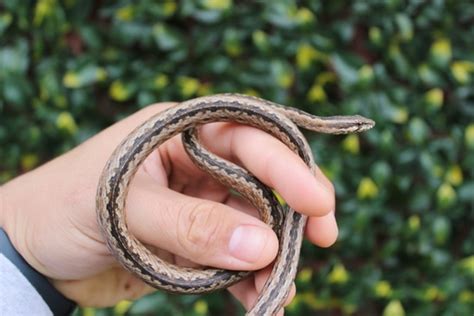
[1,0,473,315]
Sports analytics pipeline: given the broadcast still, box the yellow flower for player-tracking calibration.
[342,134,360,154]
[193,300,208,315]
[242,89,259,97]
[383,300,405,316]
[277,69,294,88]
[294,8,315,25]
[459,255,474,275]
[54,95,67,109]
[252,30,268,50]
[431,38,451,56]
[430,38,452,64]
[56,112,78,135]
[424,88,443,109]
[317,72,337,85]
[451,62,469,84]
[0,13,12,28]
[82,307,96,316]
[328,263,349,284]
[109,80,131,102]
[300,292,325,310]
[201,0,232,11]
[197,82,212,96]
[374,280,393,298]
[115,5,134,21]
[296,43,321,70]
[369,27,382,45]
[21,154,39,171]
[465,124,474,149]
[63,71,80,88]
[391,106,408,124]
[407,215,420,231]
[424,286,445,301]
[95,68,107,82]
[307,84,327,103]
[437,182,456,208]
[178,76,200,97]
[458,291,474,303]
[445,165,463,186]
[34,0,56,26]
[114,300,132,315]
[357,177,379,199]
[389,41,401,58]
[451,60,474,84]
[225,40,242,57]
[162,2,177,16]
[358,65,374,82]
[297,268,313,284]
[153,74,169,90]
[342,303,357,314]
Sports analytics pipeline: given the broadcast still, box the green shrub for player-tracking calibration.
[1,0,473,315]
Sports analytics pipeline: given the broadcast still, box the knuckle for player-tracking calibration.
[144,102,176,114]
[178,202,223,258]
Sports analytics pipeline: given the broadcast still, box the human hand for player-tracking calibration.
[0,102,337,314]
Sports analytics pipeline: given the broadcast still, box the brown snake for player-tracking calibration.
[96,93,374,315]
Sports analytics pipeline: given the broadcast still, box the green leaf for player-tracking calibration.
[395,13,413,41]
[152,23,182,50]
[0,40,29,75]
[331,54,359,88]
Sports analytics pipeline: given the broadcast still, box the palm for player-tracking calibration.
[55,126,269,307]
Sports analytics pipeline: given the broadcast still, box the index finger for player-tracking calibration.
[198,122,335,217]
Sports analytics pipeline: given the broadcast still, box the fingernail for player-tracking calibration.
[229,225,269,263]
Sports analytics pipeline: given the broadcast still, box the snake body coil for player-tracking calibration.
[96,94,374,315]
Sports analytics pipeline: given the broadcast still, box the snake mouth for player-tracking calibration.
[356,116,376,132]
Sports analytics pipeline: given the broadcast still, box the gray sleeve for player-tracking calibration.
[0,253,53,316]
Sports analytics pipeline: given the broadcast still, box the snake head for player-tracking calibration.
[321,115,375,134]
[351,115,376,133]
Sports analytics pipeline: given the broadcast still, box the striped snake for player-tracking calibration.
[96,93,374,315]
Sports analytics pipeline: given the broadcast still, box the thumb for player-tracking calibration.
[125,172,279,271]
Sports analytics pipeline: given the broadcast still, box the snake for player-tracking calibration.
[96,93,374,315]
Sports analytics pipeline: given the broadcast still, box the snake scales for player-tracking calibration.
[96,93,374,315]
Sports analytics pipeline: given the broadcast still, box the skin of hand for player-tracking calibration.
[0,102,337,314]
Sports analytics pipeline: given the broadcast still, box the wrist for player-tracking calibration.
[0,182,15,234]
[0,228,77,314]
[0,178,77,314]
[0,180,48,276]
